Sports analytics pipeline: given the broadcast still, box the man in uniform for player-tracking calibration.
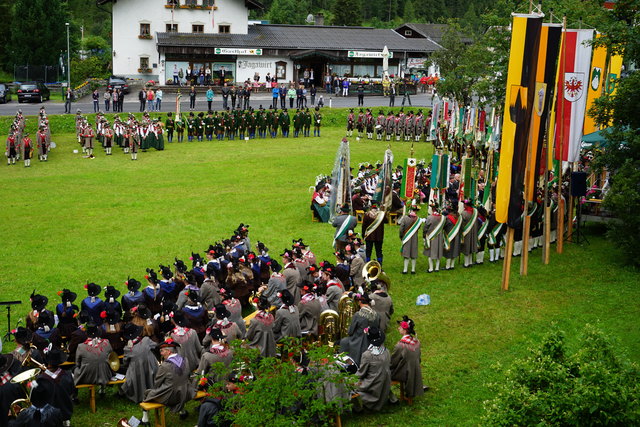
[423,202,445,272]
[279,109,290,137]
[398,203,423,274]
[362,203,385,264]
[313,107,322,137]
[204,111,214,141]
[165,112,175,143]
[460,199,478,268]
[332,203,357,251]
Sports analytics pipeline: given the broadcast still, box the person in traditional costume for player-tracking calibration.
[443,208,462,270]
[258,262,286,308]
[26,292,51,332]
[21,132,33,167]
[220,287,245,337]
[170,311,202,373]
[11,327,44,366]
[130,304,160,343]
[355,326,391,411]
[398,203,423,274]
[33,311,58,351]
[142,338,195,423]
[73,322,113,392]
[55,289,79,346]
[423,202,445,273]
[100,309,124,355]
[121,278,144,315]
[142,269,164,314]
[121,323,158,404]
[205,304,242,348]
[332,204,357,252]
[81,283,106,326]
[6,130,18,165]
[339,293,381,366]
[282,249,302,305]
[9,377,64,427]
[297,282,322,338]
[369,281,393,332]
[246,296,277,358]
[390,316,425,400]
[272,289,301,341]
[36,125,49,161]
[320,262,344,311]
[0,354,23,427]
[461,200,479,268]
[103,285,122,317]
[197,327,233,382]
[38,347,74,426]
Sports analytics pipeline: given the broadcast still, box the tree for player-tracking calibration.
[267,0,311,24]
[0,0,12,72]
[10,0,69,66]
[403,0,417,22]
[589,0,640,266]
[331,0,363,26]
[483,325,640,425]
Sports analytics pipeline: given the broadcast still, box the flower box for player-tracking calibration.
[138,34,153,40]
[138,68,153,74]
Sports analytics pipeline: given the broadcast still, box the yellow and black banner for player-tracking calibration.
[496,14,543,226]
[525,23,562,202]
[583,33,607,134]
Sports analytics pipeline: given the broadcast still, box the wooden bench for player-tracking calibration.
[355,210,365,224]
[75,379,126,413]
[139,390,209,427]
[334,392,360,427]
[311,211,319,222]
[386,212,399,225]
[391,380,413,405]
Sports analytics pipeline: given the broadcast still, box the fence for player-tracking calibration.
[13,65,62,83]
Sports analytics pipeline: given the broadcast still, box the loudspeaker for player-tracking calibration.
[571,171,587,197]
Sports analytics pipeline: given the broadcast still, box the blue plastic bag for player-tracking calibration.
[416,294,430,306]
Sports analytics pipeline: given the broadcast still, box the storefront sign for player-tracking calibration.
[348,51,394,58]
[407,58,427,68]
[214,48,263,55]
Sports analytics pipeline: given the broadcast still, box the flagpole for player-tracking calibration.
[557,16,567,254]
[501,227,515,291]
[542,115,552,264]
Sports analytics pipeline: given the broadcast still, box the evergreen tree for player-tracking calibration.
[10,0,69,66]
[0,0,11,71]
[267,0,311,24]
[403,0,417,22]
[332,0,363,26]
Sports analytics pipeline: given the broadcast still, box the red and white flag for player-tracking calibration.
[554,29,594,162]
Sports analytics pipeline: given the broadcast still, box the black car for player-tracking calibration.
[17,82,50,103]
[0,83,11,103]
[107,76,130,94]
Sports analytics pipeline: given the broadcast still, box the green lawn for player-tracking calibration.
[1,111,638,426]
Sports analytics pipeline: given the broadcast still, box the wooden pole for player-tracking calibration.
[501,227,515,291]
[567,163,575,241]
[557,16,567,254]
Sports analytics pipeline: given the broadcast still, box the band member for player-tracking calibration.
[6,130,18,165]
[21,132,33,167]
[82,123,95,158]
[73,322,113,390]
[398,204,423,275]
[129,123,141,160]
[355,326,391,411]
[246,296,276,358]
[121,323,158,404]
[390,316,425,400]
[36,126,49,161]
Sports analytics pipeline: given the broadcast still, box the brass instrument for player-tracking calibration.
[108,351,121,372]
[318,310,340,347]
[337,294,358,339]
[21,347,47,371]
[362,260,391,291]
[10,368,41,416]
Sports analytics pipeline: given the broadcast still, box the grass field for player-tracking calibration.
[1,110,639,426]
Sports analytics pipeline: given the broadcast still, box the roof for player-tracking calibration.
[97,0,264,10]
[157,24,441,53]
[396,23,472,44]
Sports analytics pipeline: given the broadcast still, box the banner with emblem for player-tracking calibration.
[606,53,623,96]
[583,34,607,134]
[525,23,562,202]
[495,13,543,226]
[329,138,352,221]
[554,28,594,162]
[401,157,417,199]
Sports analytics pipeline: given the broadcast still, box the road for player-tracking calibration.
[0,91,436,116]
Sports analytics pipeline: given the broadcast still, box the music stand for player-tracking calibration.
[1,301,22,342]
[566,198,590,245]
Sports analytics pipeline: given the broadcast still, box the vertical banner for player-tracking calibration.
[606,53,623,96]
[583,34,607,134]
[554,29,595,162]
[495,14,543,226]
[525,23,563,201]
[329,138,352,221]
[401,157,417,198]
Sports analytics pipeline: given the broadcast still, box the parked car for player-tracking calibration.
[0,83,11,103]
[17,82,50,103]
[107,76,130,94]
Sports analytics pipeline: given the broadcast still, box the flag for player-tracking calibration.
[329,138,352,221]
[583,34,607,134]
[373,148,394,210]
[606,52,623,96]
[401,157,417,199]
[554,29,594,162]
[496,14,543,226]
[525,23,562,202]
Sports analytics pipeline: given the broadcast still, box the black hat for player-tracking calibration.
[214,304,231,320]
[161,299,178,315]
[397,315,416,335]
[145,269,158,284]
[320,261,335,274]
[126,277,141,292]
[105,309,121,324]
[354,292,371,305]
[85,282,101,297]
[30,377,55,408]
[279,289,294,306]
[58,289,77,303]
[208,327,224,341]
[37,311,55,330]
[104,285,121,301]
[30,292,48,311]
[159,264,173,280]
[77,310,92,324]
[123,323,143,341]
[13,326,33,346]
[0,354,15,373]
[256,241,268,253]
[158,338,180,349]
[306,264,318,275]
[174,258,188,274]
[44,347,68,368]
[257,296,270,311]
[366,326,385,347]
[159,319,174,335]
[269,259,281,273]
[280,248,293,259]
[173,310,189,327]
[134,304,152,320]
[86,322,102,338]
[185,289,200,304]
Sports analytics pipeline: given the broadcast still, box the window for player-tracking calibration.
[140,57,149,70]
[353,64,375,78]
[167,0,178,5]
[184,0,197,5]
[139,23,151,36]
[166,23,178,32]
[404,29,413,36]
[192,24,204,33]
[203,0,215,6]
[218,25,230,33]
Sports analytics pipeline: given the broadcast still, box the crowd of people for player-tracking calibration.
[0,222,425,426]
[5,108,53,167]
[346,108,428,141]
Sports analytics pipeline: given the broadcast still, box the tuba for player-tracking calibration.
[318,309,340,347]
[10,368,41,416]
[108,351,121,372]
[362,260,391,291]
[337,294,358,338]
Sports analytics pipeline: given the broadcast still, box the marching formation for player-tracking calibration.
[0,224,424,426]
[5,108,54,167]
[346,108,427,142]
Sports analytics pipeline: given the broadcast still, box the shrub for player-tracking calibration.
[483,324,640,425]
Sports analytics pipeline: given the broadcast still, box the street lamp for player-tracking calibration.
[66,23,71,90]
